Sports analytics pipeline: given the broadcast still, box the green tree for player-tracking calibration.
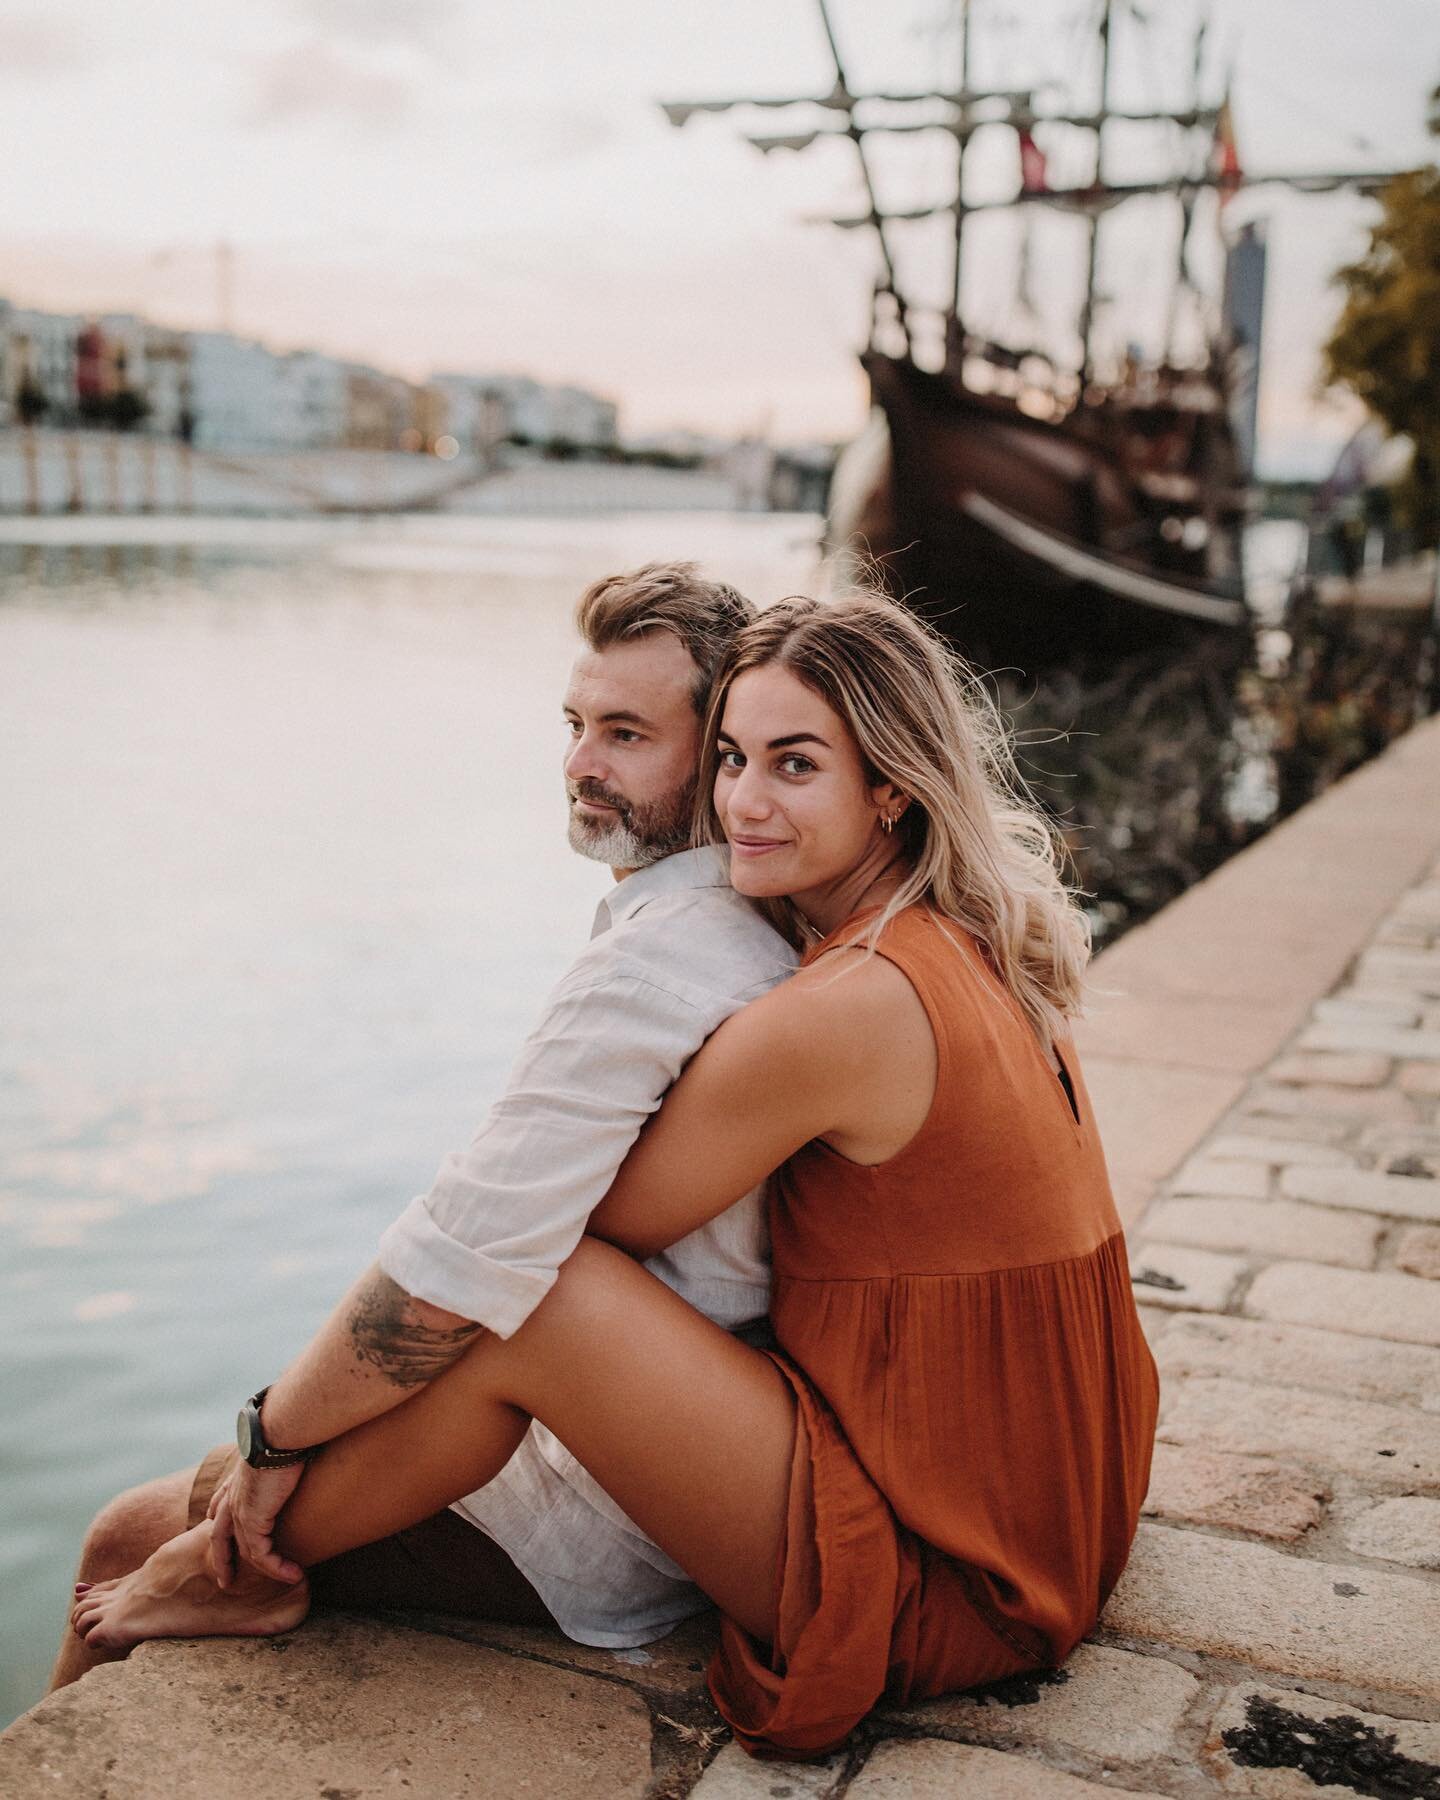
[1323,88,1440,540]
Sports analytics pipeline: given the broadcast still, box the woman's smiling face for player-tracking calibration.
[714,664,898,920]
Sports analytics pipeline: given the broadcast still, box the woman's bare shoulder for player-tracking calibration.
[753,944,933,1067]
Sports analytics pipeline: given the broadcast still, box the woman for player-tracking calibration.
[71,592,1159,1758]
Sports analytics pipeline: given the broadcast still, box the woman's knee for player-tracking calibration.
[485,1238,664,1401]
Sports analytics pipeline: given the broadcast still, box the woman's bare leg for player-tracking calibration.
[75,1241,794,1647]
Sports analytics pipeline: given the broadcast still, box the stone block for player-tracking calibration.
[848,1740,1169,1798]
[1313,995,1422,1027]
[1396,1225,1440,1280]
[1299,1022,1440,1063]
[396,1608,718,1699]
[0,1615,653,1799]
[1279,1164,1440,1223]
[1204,1134,1355,1167]
[1158,1374,1440,1490]
[1130,1243,1247,1312]
[1268,1052,1393,1088]
[1134,1303,1174,1349]
[1155,1313,1440,1411]
[1142,1443,1326,1540]
[1357,948,1440,996]
[1101,1524,1440,1700]
[1341,1496,1440,1569]
[1240,1083,1415,1123]
[1405,1063,1440,1100]
[691,1744,846,1797]
[1359,1123,1440,1162]
[881,1641,1198,1766]
[1246,1261,1440,1348]
[1374,919,1437,948]
[1143,1197,1379,1268]
[1396,885,1440,924]
[1218,1113,1355,1144]
[1201,1682,1440,1798]
[1170,1157,1272,1198]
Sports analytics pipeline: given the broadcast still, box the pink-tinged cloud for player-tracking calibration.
[0,15,88,77]
[289,0,469,59]
[242,39,418,131]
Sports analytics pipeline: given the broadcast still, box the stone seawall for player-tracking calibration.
[4,716,1440,1798]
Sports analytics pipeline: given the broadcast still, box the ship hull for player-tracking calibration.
[829,354,1250,675]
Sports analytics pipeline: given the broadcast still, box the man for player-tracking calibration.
[52,562,795,1687]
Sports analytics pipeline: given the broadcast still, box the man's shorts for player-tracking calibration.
[187,1444,553,1623]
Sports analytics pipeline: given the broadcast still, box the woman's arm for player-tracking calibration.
[589,949,936,1258]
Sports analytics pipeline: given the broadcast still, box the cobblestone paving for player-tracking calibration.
[1101,853,1440,1797]
[5,863,1439,1798]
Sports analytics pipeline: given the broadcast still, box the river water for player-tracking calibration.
[0,511,824,1725]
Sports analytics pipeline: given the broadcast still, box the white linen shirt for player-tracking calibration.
[377,845,797,1646]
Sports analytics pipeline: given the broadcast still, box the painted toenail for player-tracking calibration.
[74,1583,92,1594]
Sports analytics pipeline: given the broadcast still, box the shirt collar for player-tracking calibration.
[590,845,732,938]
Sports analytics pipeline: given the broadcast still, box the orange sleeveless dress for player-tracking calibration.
[707,905,1160,1758]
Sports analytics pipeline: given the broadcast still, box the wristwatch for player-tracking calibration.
[236,1386,320,1470]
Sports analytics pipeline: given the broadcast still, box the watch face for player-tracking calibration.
[237,1405,258,1462]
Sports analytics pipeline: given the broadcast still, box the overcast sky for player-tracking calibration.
[0,0,1435,472]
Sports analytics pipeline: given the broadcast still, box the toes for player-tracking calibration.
[74,1582,92,1596]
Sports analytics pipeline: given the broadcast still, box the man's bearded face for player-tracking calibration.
[561,631,705,874]
[566,772,697,869]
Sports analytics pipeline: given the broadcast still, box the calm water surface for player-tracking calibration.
[0,511,820,1725]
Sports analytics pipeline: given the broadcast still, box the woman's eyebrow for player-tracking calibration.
[715,729,830,750]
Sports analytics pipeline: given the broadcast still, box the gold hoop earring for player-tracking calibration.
[881,813,895,835]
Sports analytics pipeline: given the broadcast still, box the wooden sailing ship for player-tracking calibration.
[663,2,1410,674]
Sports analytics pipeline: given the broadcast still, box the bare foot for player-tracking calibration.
[70,1521,310,1653]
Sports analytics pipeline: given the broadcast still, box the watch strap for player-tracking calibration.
[238,1386,319,1469]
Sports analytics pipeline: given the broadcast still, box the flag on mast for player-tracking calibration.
[1212,94,1242,206]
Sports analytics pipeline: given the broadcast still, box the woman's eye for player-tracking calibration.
[718,750,744,770]
[779,754,815,776]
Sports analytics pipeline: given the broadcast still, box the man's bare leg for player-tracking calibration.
[48,1467,197,1691]
[73,1240,792,1650]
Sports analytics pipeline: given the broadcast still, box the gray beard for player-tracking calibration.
[566,778,695,871]
[567,812,674,870]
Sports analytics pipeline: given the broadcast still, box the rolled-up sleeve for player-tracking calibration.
[377,967,705,1334]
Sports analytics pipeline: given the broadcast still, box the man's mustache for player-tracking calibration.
[567,779,631,816]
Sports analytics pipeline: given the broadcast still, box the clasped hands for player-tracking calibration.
[206,1457,308,1588]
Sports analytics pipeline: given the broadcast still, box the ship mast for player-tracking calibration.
[1077,0,1113,384]
[948,0,973,371]
[1164,11,1210,365]
[659,1,1418,386]
[814,0,913,357]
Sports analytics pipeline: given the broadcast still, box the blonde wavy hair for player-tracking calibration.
[696,592,1091,1050]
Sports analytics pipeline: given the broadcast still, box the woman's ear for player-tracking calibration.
[870,781,910,831]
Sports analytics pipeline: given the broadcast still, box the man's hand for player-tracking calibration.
[206,1459,307,1588]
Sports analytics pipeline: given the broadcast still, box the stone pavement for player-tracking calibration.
[4,718,1440,1798]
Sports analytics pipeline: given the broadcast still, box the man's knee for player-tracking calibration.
[78,1467,197,1577]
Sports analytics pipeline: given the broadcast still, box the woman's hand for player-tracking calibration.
[206,1459,308,1588]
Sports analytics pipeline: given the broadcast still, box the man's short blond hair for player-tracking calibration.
[575,562,756,714]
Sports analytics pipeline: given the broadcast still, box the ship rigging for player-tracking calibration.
[662,0,1417,674]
